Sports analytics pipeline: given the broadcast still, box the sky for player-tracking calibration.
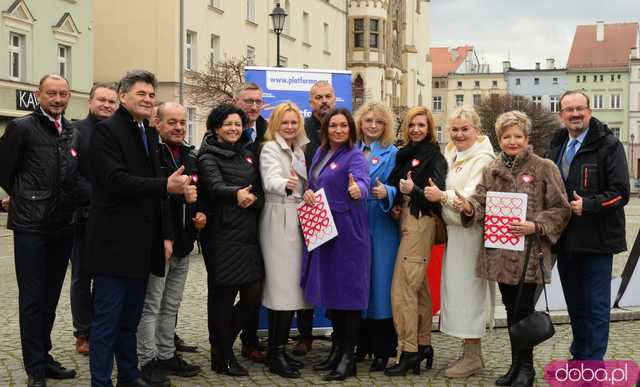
[430,0,640,72]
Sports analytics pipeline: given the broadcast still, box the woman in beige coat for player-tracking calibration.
[424,106,495,378]
[259,102,310,378]
[456,111,571,387]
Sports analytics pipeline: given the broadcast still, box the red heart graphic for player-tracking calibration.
[510,236,520,245]
[488,234,498,243]
[499,217,510,225]
[500,225,510,235]
[499,235,509,244]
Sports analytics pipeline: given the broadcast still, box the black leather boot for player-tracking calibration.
[419,344,434,369]
[313,341,342,371]
[324,352,357,381]
[216,351,248,377]
[511,348,535,387]
[384,351,421,376]
[495,343,520,386]
[369,357,388,372]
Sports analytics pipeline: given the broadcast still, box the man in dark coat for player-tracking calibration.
[87,70,193,387]
[547,90,630,361]
[294,80,337,356]
[0,74,83,387]
[232,82,268,362]
[70,83,118,355]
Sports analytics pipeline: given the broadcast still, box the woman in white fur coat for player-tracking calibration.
[424,106,495,378]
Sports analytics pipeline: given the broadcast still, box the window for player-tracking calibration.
[611,127,620,138]
[552,77,558,85]
[455,94,464,106]
[303,12,309,44]
[209,0,221,9]
[599,74,603,82]
[593,94,603,109]
[516,78,521,86]
[369,19,379,49]
[246,45,255,66]
[582,75,586,82]
[434,81,439,88]
[436,126,443,142]
[323,23,329,51]
[432,96,442,112]
[610,94,621,109]
[58,45,70,80]
[474,80,480,88]
[576,75,581,83]
[9,32,24,81]
[618,74,621,81]
[185,31,195,70]
[471,94,480,105]
[186,107,196,144]
[611,74,615,82]
[593,75,598,82]
[209,34,220,66]
[534,77,540,85]
[353,18,364,48]
[457,81,462,88]
[492,80,498,87]
[550,96,560,112]
[532,95,542,107]
[246,0,255,22]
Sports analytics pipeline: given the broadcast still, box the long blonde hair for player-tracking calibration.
[264,102,305,142]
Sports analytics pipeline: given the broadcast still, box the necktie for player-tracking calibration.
[139,122,149,155]
[243,127,255,144]
[54,120,61,136]
[561,138,578,178]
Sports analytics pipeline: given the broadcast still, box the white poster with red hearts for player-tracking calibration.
[296,188,338,252]
[484,191,528,251]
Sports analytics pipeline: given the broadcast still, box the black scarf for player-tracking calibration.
[389,139,442,188]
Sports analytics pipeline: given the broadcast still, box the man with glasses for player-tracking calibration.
[232,82,267,363]
[0,74,82,387]
[234,82,267,156]
[547,90,629,361]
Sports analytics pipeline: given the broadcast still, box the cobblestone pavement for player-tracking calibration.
[1,199,640,386]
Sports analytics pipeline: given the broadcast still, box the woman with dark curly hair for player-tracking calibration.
[197,103,264,377]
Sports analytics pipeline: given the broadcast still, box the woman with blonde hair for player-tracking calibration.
[385,106,447,376]
[424,105,495,378]
[353,102,399,371]
[456,111,570,387]
[259,102,310,378]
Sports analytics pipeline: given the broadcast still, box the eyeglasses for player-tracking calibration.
[560,105,589,114]
[241,98,263,106]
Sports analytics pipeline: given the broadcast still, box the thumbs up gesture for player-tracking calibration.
[167,165,190,194]
[570,190,583,216]
[348,173,362,200]
[286,170,299,191]
[236,184,257,208]
[452,190,472,214]
[424,177,443,202]
[399,171,414,194]
[371,177,388,199]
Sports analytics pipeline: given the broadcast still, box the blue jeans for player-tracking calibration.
[90,275,148,387]
[557,253,613,360]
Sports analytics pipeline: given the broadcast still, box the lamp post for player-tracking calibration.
[270,3,287,67]
[631,133,635,179]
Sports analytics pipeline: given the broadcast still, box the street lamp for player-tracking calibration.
[631,133,635,179]
[270,3,287,67]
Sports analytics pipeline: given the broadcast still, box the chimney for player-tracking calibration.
[546,58,555,69]
[535,62,540,71]
[502,60,511,72]
[631,48,638,59]
[596,21,605,42]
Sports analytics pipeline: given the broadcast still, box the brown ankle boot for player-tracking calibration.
[444,340,483,378]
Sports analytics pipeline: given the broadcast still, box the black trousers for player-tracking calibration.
[239,305,261,347]
[210,280,263,358]
[70,221,93,338]
[498,282,537,327]
[296,309,314,340]
[357,318,397,358]
[329,309,360,355]
[14,230,72,375]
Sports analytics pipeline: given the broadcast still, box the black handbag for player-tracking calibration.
[508,233,555,350]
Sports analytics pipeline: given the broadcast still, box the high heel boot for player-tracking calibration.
[495,342,520,386]
[267,310,300,378]
[323,352,357,381]
[511,348,535,387]
[384,351,421,376]
[419,344,434,369]
[313,340,342,371]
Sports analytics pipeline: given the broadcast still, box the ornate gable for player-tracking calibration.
[2,0,35,32]
[52,12,81,44]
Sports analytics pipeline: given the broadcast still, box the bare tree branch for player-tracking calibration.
[184,57,248,115]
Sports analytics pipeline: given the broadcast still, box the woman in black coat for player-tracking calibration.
[198,103,265,377]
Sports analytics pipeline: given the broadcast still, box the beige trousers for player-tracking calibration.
[391,206,435,353]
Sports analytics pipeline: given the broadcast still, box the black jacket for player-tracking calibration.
[304,114,322,166]
[86,105,173,279]
[0,108,86,233]
[546,117,629,255]
[159,141,199,258]
[73,113,101,222]
[197,133,264,286]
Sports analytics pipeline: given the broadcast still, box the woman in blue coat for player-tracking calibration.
[301,108,371,381]
[353,102,399,372]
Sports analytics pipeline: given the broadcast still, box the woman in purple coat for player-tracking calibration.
[301,108,371,381]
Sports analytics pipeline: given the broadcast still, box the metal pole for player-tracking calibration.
[178,0,184,104]
[276,32,281,67]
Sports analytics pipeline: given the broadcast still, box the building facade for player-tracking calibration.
[504,59,567,114]
[567,22,639,156]
[0,0,93,136]
[629,52,640,179]
[94,0,348,146]
[347,0,432,111]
